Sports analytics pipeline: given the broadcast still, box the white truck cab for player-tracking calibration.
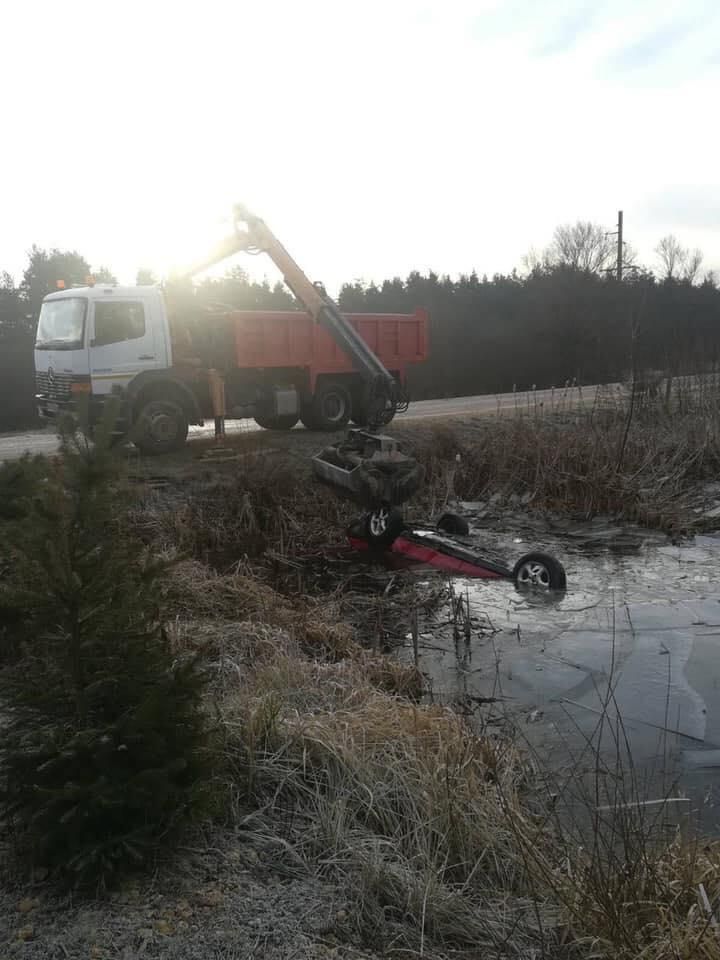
[35,284,170,399]
[34,285,197,452]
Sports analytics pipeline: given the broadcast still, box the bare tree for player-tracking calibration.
[683,248,703,284]
[655,234,704,283]
[547,221,616,273]
[522,245,552,273]
[655,234,686,280]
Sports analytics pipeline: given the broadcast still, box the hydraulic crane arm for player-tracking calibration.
[177,204,405,427]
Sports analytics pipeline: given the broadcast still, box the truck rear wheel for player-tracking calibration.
[134,399,188,455]
[351,406,396,428]
[310,381,351,431]
[350,386,397,428]
[350,398,369,427]
[253,413,299,431]
[300,407,319,430]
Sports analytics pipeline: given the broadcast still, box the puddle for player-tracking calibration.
[399,515,720,829]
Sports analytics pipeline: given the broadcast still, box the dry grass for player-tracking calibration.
[404,381,720,533]
[221,650,553,956]
[150,538,720,960]
[224,643,720,959]
[132,450,352,571]
[164,559,357,660]
[129,400,720,957]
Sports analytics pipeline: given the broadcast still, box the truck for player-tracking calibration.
[33,206,428,454]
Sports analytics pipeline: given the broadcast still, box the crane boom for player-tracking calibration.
[177,204,405,427]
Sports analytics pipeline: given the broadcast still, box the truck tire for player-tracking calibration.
[310,381,351,431]
[254,413,299,431]
[352,406,396,428]
[350,397,369,427]
[350,387,396,428]
[300,406,319,430]
[134,399,188,455]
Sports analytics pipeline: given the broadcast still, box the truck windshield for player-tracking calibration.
[35,298,87,350]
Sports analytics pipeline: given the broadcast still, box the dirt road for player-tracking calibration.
[0,384,604,463]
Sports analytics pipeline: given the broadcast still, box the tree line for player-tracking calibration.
[2,224,720,429]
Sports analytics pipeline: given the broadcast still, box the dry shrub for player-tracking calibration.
[558,836,720,960]
[134,452,353,566]
[406,393,720,531]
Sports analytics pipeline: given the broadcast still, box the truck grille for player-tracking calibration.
[35,371,75,402]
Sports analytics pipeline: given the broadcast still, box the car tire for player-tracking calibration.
[364,505,405,546]
[512,552,566,591]
[436,512,470,536]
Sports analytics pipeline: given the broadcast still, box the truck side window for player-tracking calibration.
[94,302,146,346]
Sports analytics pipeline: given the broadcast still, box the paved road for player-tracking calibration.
[0,384,611,464]
[400,383,604,419]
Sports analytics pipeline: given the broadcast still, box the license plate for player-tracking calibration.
[45,401,59,414]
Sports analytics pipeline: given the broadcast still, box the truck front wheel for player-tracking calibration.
[309,381,351,431]
[134,399,188,455]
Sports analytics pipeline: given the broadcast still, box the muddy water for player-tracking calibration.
[405,513,720,827]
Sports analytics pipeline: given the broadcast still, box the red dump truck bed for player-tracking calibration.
[231,309,428,390]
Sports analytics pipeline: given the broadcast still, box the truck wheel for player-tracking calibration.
[311,381,351,431]
[300,407,319,430]
[350,409,368,427]
[350,390,368,426]
[134,399,188,455]
[351,390,395,428]
[254,413,299,431]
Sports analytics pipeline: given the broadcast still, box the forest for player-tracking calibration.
[1,223,718,430]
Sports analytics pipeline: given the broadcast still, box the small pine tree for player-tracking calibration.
[0,408,214,887]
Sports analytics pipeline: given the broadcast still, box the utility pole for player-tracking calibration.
[606,210,625,280]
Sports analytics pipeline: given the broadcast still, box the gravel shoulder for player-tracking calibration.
[1,827,380,959]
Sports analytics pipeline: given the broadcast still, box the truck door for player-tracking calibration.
[88,297,162,397]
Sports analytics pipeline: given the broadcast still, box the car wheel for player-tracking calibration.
[512,552,566,591]
[364,505,405,546]
[436,512,470,536]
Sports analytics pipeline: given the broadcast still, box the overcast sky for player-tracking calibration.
[2,0,719,290]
